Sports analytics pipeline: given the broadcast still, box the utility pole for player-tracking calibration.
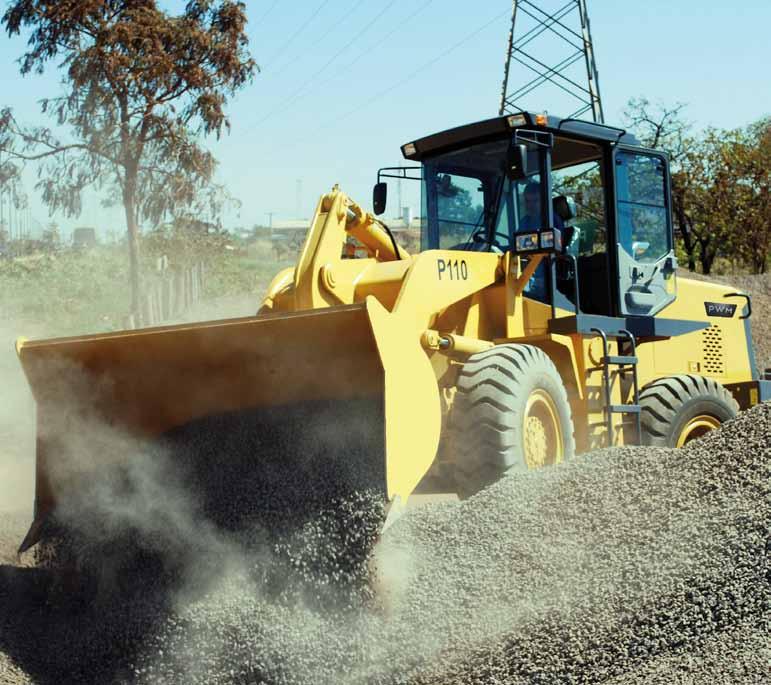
[266,212,275,230]
[499,0,604,123]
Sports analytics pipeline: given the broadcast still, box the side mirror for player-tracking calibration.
[632,240,650,257]
[553,195,576,222]
[373,182,387,215]
[506,144,530,179]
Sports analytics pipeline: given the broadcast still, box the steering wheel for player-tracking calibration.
[472,230,510,251]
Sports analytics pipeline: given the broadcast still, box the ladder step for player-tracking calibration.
[610,404,641,414]
[603,355,638,365]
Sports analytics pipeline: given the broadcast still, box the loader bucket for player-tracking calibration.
[16,297,442,554]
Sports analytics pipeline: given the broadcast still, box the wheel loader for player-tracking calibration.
[15,111,770,557]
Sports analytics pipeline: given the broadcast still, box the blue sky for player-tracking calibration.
[1,0,770,237]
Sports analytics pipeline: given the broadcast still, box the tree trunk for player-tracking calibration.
[674,201,697,271]
[680,226,697,272]
[699,239,715,275]
[123,168,142,321]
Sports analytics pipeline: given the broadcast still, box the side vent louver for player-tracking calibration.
[701,325,725,375]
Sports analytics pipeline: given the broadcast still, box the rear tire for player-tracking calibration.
[449,344,575,498]
[639,374,739,448]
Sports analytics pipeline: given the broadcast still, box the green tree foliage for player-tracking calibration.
[731,118,770,274]
[0,1,256,318]
[625,99,770,275]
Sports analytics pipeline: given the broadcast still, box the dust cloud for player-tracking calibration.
[0,320,36,516]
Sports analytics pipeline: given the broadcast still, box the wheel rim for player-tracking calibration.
[523,389,564,469]
[676,414,721,447]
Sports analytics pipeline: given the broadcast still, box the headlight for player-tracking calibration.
[539,230,555,249]
[515,233,539,251]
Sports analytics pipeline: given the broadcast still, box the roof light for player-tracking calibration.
[506,114,527,128]
[402,142,417,157]
[535,112,548,126]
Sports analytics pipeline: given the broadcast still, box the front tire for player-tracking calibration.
[449,344,575,498]
[639,374,739,447]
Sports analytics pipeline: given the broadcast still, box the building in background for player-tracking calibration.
[72,227,98,249]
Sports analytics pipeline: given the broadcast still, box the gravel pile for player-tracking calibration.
[386,401,770,683]
[0,402,769,684]
[602,616,771,684]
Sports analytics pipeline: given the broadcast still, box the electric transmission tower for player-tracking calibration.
[499,0,604,123]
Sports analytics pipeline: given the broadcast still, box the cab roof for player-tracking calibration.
[401,112,640,161]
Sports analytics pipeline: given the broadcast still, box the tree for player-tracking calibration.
[680,123,769,275]
[731,118,770,274]
[0,112,26,217]
[680,130,738,275]
[0,1,255,319]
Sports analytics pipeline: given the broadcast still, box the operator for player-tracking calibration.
[517,181,564,301]
[519,181,565,231]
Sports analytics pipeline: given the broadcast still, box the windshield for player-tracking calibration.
[420,139,508,251]
[414,134,604,253]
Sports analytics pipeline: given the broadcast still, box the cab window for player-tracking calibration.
[552,159,606,256]
[432,173,485,249]
[615,152,671,264]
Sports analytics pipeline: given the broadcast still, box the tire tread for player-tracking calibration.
[639,374,738,447]
[449,344,575,497]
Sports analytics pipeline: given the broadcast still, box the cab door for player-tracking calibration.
[613,148,677,317]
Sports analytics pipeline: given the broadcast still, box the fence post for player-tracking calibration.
[153,286,162,326]
[174,271,184,315]
[124,262,206,328]
[193,263,201,303]
[161,277,171,320]
[142,293,154,327]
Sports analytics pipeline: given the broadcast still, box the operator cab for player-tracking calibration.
[374,112,677,319]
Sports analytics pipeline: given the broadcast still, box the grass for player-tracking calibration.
[0,241,294,338]
[0,248,131,336]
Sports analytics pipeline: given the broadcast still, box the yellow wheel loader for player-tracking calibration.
[15,111,770,556]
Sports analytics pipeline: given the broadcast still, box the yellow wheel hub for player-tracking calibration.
[523,389,564,469]
[676,414,721,447]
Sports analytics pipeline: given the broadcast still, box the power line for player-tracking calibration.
[321,7,511,131]
[321,0,435,85]
[250,0,434,132]
[258,5,510,158]
[260,0,333,69]
[256,0,281,27]
[251,0,400,130]
[271,0,372,78]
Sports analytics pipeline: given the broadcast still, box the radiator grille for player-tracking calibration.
[701,324,725,375]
